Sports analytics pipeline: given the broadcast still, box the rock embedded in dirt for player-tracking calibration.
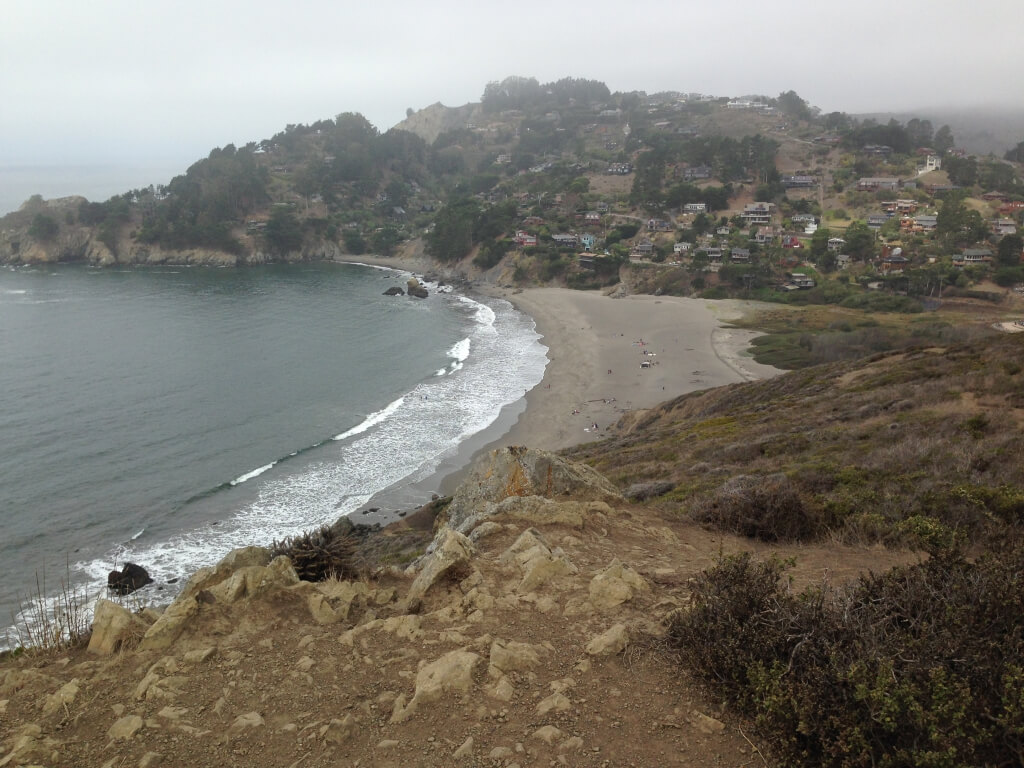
[585,623,630,656]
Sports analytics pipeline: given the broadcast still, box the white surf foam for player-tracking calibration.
[332,397,405,441]
[229,461,277,486]
[9,291,547,647]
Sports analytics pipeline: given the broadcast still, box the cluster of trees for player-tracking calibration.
[480,76,611,113]
[629,134,777,210]
[840,117,955,155]
[425,198,518,263]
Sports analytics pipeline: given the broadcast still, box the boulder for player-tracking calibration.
[408,529,474,600]
[585,623,629,656]
[446,447,622,530]
[589,559,648,611]
[107,714,144,740]
[488,639,542,674]
[412,649,481,705]
[406,278,428,298]
[382,286,405,296]
[41,678,79,717]
[88,599,149,655]
[107,562,152,595]
[137,594,200,652]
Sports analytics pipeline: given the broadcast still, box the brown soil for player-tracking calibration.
[0,502,910,767]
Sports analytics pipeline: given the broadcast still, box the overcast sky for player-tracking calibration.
[2,0,1022,169]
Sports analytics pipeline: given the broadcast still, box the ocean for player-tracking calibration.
[0,262,547,646]
[0,164,190,216]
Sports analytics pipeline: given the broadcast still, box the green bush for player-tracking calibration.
[668,549,1024,767]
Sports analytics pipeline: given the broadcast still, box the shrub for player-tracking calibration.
[270,525,359,581]
[668,549,1024,767]
[690,473,819,542]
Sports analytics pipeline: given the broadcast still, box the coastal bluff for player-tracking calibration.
[0,446,895,767]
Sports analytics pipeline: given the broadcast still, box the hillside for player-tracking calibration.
[2,76,1023,372]
[4,332,1024,766]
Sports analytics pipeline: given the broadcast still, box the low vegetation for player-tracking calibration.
[668,549,1024,767]
[566,333,1024,548]
[270,525,360,582]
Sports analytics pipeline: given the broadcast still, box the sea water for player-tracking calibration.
[0,262,546,644]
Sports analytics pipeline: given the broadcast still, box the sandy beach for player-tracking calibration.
[333,255,781,505]
[490,288,781,452]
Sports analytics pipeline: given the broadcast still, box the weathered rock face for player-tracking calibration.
[383,286,405,296]
[107,562,153,595]
[87,599,150,655]
[445,447,623,531]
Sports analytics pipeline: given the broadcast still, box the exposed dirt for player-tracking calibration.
[0,498,911,768]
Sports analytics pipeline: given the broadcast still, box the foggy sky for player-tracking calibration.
[2,0,1021,168]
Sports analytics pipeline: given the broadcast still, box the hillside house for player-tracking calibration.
[514,230,538,247]
[827,237,845,252]
[684,203,707,213]
[954,248,993,267]
[683,165,712,181]
[741,202,774,226]
[791,214,816,225]
[754,227,776,245]
[867,214,889,230]
[607,163,633,175]
[552,233,579,247]
[836,254,852,269]
[717,226,731,236]
[729,247,751,263]
[673,241,692,254]
[633,239,654,256]
[915,215,938,231]
[782,234,802,248]
[783,175,816,188]
[647,218,673,232]
[881,254,910,274]
[696,246,723,262]
[595,201,610,213]
[585,211,601,224]
[857,177,901,192]
[992,219,1018,237]
[787,273,816,289]
[862,145,894,156]
[580,233,597,251]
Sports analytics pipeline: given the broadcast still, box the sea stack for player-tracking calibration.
[406,278,428,299]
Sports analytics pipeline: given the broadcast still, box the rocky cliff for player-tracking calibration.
[0,446,901,767]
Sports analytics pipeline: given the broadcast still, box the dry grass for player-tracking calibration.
[4,560,92,654]
[566,333,1024,548]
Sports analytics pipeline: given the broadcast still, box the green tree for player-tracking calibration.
[934,124,955,153]
[810,227,832,258]
[997,234,1023,267]
[263,208,303,255]
[28,214,59,241]
[342,230,366,255]
[1005,141,1024,163]
[844,221,876,260]
[371,227,402,256]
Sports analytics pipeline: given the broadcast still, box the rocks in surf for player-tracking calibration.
[107,562,153,595]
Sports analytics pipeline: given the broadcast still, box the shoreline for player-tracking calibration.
[335,255,782,521]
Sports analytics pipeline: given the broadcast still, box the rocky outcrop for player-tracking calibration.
[406,278,428,298]
[444,446,623,531]
[383,286,405,296]
[87,599,150,655]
